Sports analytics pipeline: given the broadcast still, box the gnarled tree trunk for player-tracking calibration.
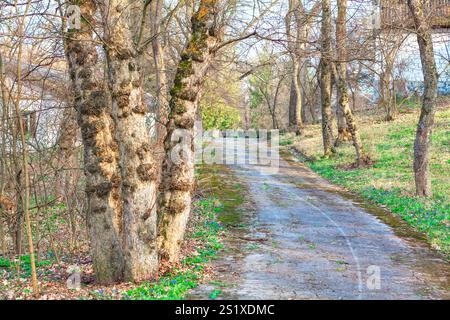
[334,98,350,146]
[65,1,125,284]
[100,0,159,281]
[158,0,222,262]
[334,0,365,165]
[407,0,438,197]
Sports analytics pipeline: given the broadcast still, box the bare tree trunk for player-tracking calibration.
[288,60,302,131]
[287,58,297,127]
[286,0,303,132]
[1,52,23,255]
[334,50,350,145]
[55,105,78,198]
[100,0,159,281]
[65,1,125,284]
[286,1,320,128]
[0,54,9,256]
[334,99,349,146]
[288,81,296,127]
[334,0,365,165]
[270,102,279,130]
[378,34,402,122]
[158,0,222,262]
[300,59,311,124]
[382,63,396,121]
[56,105,80,248]
[407,0,438,197]
[320,0,334,156]
[272,75,284,130]
[244,102,250,130]
[13,0,39,297]
[0,222,6,255]
[334,63,349,146]
[14,171,23,254]
[305,75,320,124]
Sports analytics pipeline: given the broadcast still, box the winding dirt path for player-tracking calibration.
[190,141,449,300]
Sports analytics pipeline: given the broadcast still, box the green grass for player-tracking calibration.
[123,197,225,300]
[280,137,294,146]
[0,254,53,278]
[292,106,450,257]
[209,289,222,299]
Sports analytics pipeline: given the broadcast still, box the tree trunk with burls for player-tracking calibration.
[100,0,159,281]
[158,0,222,262]
[65,1,125,283]
[334,0,365,165]
[407,0,438,197]
[334,99,350,146]
[320,0,334,156]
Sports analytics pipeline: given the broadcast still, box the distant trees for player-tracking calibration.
[286,1,322,130]
[200,63,242,130]
[248,52,289,130]
[201,101,242,130]
[377,31,405,121]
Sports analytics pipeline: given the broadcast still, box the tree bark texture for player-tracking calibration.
[158,0,222,262]
[320,0,334,156]
[334,0,365,165]
[286,0,303,131]
[407,0,438,197]
[65,1,125,284]
[100,0,159,281]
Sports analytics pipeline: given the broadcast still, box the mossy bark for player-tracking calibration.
[158,0,221,262]
[100,0,159,281]
[65,1,125,284]
[407,0,438,197]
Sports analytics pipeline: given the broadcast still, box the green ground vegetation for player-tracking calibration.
[284,104,449,257]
